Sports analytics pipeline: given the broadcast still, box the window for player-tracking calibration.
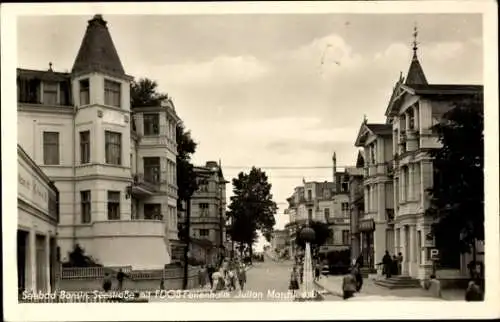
[80,191,91,223]
[341,202,349,216]
[307,190,312,200]
[198,180,208,192]
[199,203,209,216]
[341,182,349,192]
[43,132,60,165]
[144,204,162,220]
[79,79,90,105]
[199,229,209,237]
[107,191,120,220]
[143,157,160,184]
[80,131,90,164]
[143,113,160,135]
[324,208,330,221]
[43,81,58,105]
[105,131,121,165]
[307,209,313,221]
[342,230,350,245]
[104,79,121,107]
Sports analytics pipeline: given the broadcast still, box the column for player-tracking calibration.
[364,186,369,213]
[399,171,404,203]
[400,227,407,275]
[409,226,416,276]
[44,235,51,293]
[377,183,384,222]
[27,230,37,292]
[408,164,414,202]
[394,227,399,256]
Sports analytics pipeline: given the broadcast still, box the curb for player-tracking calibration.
[313,279,343,298]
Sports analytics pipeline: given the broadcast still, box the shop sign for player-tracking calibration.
[18,161,50,212]
[359,219,375,232]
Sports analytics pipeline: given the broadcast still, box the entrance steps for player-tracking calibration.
[360,267,376,278]
[374,275,421,289]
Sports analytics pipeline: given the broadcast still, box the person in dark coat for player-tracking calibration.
[465,280,484,301]
[116,269,127,291]
[207,264,214,288]
[353,263,363,292]
[102,272,112,292]
[382,251,392,278]
[356,254,364,268]
[342,269,357,300]
[391,255,399,276]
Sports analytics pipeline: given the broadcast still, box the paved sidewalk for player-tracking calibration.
[314,275,450,301]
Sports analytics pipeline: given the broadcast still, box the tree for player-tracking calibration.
[426,93,484,263]
[62,244,102,267]
[130,78,169,107]
[227,167,278,259]
[295,220,332,251]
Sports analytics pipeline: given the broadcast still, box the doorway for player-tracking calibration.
[17,230,28,295]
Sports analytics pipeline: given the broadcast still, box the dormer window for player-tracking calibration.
[104,79,121,107]
[43,81,58,105]
[80,79,90,106]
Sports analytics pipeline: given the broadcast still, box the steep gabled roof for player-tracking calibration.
[72,15,128,78]
[354,122,392,147]
[355,150,365,168]
[401,84,483,96]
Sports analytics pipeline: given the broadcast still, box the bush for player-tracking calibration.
[61,244,102,267]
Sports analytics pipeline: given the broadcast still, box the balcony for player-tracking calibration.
[92,219,166,237]
[130,173,160,198]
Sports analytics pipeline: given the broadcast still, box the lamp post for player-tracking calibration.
[298,220,317,300]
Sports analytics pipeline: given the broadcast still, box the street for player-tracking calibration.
[150,259,341,302]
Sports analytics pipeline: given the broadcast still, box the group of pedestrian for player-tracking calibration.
[381,250,403,278]
[207,259,247,292]
[102,268,127,292]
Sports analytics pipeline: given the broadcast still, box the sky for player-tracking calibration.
[17,13,483,250]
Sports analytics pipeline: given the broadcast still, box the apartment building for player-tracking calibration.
[17,15,180,269]
[179,161,227,265]
[347,150,365,263]
[285,154,352,258]
[17,145,59,294]
[354,121,395,268]
[271,229,288,254]
[383,38,483,279]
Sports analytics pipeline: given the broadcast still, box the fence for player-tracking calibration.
[56,265,200,292]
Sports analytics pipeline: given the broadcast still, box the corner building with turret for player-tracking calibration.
[17,15,180,269]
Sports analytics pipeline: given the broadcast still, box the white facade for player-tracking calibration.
[354,122,395,268]
[16,15,180,269]
[17,145,59,294]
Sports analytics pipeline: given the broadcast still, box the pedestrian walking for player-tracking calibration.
[289,266,300,291]
[342,269,357,300]
[207,264,214,289]
[299,263,304,284]
[116,269,127,291]
[102,272,112,292]
[382,251,392,279]
[353,263,363,292]
[314,261,321,281]
[238,263,247,291]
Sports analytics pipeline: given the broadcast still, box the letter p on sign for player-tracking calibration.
[430,248,440,260]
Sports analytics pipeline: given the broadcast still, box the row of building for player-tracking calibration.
[282,31,483,281]
[17,15,229,293]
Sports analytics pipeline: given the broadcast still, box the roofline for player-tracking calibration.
[18,144,58,192]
